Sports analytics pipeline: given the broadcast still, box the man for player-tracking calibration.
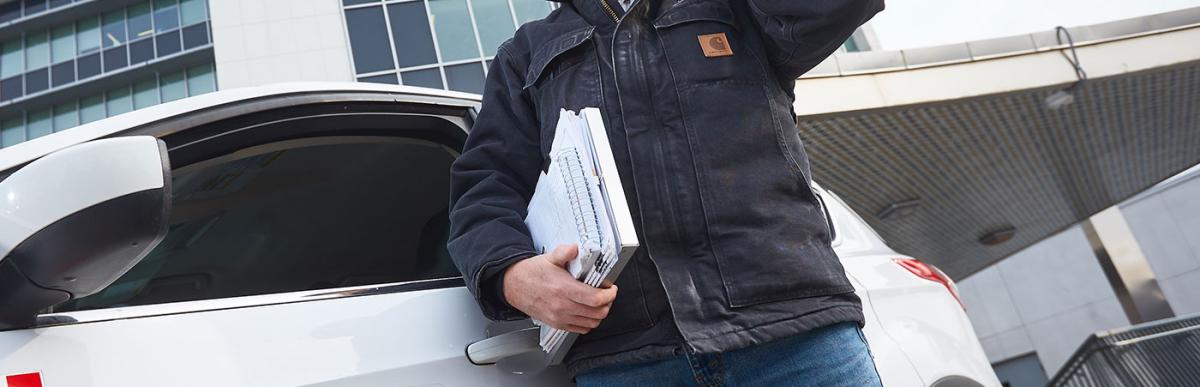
[448,0,884,385]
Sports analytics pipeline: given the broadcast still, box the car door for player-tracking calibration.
[0,86,570,387]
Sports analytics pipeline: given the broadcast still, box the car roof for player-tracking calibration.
[0,82,482,172]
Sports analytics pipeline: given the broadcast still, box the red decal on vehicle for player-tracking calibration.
[6,372,43,387]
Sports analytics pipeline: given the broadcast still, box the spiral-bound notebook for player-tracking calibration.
[525,108,639,365]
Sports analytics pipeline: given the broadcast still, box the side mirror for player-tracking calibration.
[0,136,171,330]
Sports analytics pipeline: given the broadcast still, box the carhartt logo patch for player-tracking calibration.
[698,33,733,57]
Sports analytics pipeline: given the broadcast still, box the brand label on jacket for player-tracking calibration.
[698,33,733,57]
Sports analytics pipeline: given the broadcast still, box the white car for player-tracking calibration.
[0,84,999,387]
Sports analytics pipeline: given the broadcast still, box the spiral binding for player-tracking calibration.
[556,147,604,250]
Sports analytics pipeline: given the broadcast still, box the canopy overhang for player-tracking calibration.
[794,8,1200,278]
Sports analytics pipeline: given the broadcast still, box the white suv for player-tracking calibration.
[0,84,999,387]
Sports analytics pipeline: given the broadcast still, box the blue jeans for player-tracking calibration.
[576,322,883,387]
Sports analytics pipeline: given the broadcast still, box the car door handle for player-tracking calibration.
[466,327,541,365]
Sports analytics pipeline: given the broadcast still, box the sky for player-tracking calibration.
[869,0,1200,50]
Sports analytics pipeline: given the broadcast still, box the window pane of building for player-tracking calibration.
[24,0,47,16]
[154,0,180,33]
[387,1,437,68]
[160,71,186,102]
[345,6,393,74]
[107,87,134,116]
[53,102,77,131]
[51,25,75,64]
[358,72,397,84]
[428,0,478,62]
[0,2,20,24]
[343,0,378,5]
[27,108,52,139]
[80,95,106,123]
[186,63,215,95]
[180,0,207,25]
[51,60,74,86]
[1,40,23,78]
[102,10,128,49]
[103,46,128,71]
[128,2,154,40]
[401,68,442,89]
[25,32,49,70]
[77,52,101,79]
[77,17,102,55]
[1,118,24,147]
[48,0,69,9]
[511,0,550,25]
[182,22,208,49]
[156,30,182,56]
[25,68,48,94]
[445,61,484,94]
[0,76,21,101]
[470,0,515,56]
[133,78,159,108]
[130,37,154,64]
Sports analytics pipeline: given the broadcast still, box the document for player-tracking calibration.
[525,108,640,365]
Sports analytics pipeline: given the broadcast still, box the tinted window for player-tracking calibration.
[0,76,21,101]
[129,38,154,64]
[103,46,128,72]
[56,139,460,311]
[345,6,393,73]
[154,0,180,32]
[51,60,74,87]
[470,0,515,56]
[156,30,182,57]
[445,61,484,94]
[24,68,47,94]
[401,68,443,89]
[358,72,397,85]
[387,2,436,68]
[181,22,208,49]
[0,2,20,23]
[76,52,101,79]
[102,10,127,48]
[428,0,477,62]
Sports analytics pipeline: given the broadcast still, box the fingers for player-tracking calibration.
[564,281,618,308]
[543,244,579,268]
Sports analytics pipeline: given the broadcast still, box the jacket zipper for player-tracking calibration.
[598,0,620,22]
[609,5,695,353]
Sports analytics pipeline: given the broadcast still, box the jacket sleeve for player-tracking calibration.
[747,0,884,80]
[447,42,541,321]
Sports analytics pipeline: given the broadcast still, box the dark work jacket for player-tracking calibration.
[447,0,884,376]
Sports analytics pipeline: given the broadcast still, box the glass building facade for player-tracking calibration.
[0,0,214,148]
[341,0,554,94]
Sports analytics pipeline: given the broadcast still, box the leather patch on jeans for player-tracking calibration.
[698,33,733,58]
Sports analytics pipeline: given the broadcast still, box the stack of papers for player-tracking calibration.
[524,108,640,365]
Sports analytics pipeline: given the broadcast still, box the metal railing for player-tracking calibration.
[1049,313,1200,387]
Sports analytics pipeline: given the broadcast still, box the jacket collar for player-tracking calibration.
[549,0,625,26]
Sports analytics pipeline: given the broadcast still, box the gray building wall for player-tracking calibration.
[957,225,1130,377]
[208,0,353,89]
[1122,170,1200,316]
[959,166,1200,378]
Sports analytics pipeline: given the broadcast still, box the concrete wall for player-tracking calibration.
[959,168,1200,377]
[208,0,354,89]
[957,225,1130,377]
[1122,172,1200,315]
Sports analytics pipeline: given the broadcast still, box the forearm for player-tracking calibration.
[747,0,885,78]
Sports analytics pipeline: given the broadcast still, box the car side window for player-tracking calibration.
[54,138,460,312]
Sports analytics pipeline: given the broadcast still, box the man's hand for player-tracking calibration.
[503,244,618,334]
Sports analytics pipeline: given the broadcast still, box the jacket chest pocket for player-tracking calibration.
[524,26,602,161]
[653,0,769,86]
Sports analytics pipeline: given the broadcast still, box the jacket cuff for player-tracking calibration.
[474,250,536,321]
